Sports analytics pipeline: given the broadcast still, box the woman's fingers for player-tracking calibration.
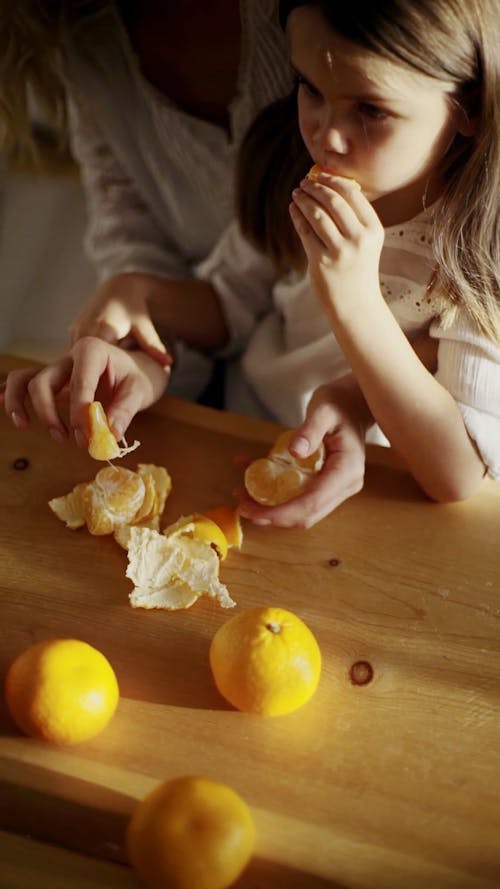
[131,316,173,366]
[67,337,113,442]
[105,379,151,441]
[3,367,40,427]
[3,360,74,438]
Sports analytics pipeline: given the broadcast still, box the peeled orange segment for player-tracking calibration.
[307,163,327,181]
[204,505,243,549]
[137,463,172,515]
[307,164,361,189]
[164,514,229,561]
[87,401,140,461]
[244,429,325,507]
[48,482,88,529]
[130,470,157,524]
[84,466,146,535]
[126,526,236,610]
[244,458,310,506]
[270,429,325,473]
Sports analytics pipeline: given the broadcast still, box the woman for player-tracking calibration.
[0,0,292,397]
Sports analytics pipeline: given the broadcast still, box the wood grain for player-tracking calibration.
[1,353,499,888]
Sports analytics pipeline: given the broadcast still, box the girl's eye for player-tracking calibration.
[358,102,388,121]
[293,73,321,99]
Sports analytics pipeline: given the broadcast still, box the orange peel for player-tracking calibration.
[244,429,325,506]
[87,401,140,461]
[164,514,229,561]
[204,505,243,549]
[126,525,236,611]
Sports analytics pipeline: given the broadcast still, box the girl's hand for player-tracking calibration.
[70,273,173,367]
[289,174,385,314]
[237,382,368,529]
[1,337,170,448]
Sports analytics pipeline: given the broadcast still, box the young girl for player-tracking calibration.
[3,0,499,527]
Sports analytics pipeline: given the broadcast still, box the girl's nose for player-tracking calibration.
[315,109,349,155]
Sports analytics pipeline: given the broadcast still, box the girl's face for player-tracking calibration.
[288,6,467,224]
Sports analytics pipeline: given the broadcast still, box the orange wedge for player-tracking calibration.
[87,401,140,461]
[48,482,88,529]
[307,164,361,189]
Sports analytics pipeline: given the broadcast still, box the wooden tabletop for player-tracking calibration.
[1,353,499,889]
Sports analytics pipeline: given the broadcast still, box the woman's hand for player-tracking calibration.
[237,381,370,529]
[289,173,384,316]
[1,337,170,447]
[70,272,173,366]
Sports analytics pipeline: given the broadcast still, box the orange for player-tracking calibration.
[209,607,321,716]
[87,401,140,461]
[49,462,172,539]
[203,506,243,549]
[5,639,119,745]
[83,465,146,535]
[127,775,255,889]
[244,429,325,506]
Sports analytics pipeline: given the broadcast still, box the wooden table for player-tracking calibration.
[1,353,499,889]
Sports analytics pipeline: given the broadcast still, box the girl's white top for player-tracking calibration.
[197,210,500,481]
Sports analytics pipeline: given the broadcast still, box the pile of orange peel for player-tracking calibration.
[48,402,242,611]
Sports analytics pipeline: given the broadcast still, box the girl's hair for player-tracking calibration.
[281,0,500,339]
[236,91,310,274]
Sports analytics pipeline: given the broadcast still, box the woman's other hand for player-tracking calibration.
[69,272,173,366]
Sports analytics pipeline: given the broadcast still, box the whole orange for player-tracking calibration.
[209,606,321,716]
[5,638,119,745]
[127,775,255,889]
